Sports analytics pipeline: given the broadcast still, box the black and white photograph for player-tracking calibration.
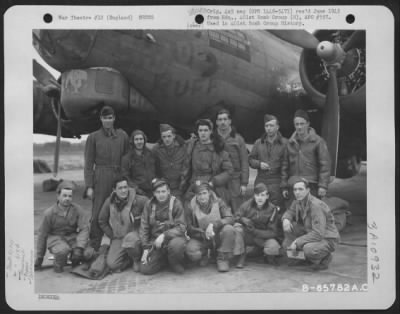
[4,5,396,310]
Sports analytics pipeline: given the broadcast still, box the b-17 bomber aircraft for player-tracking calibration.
[32,29,366,179]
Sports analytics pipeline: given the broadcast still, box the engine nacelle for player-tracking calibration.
[61,68,129,118]
[299,30,365,115]
[60,67,157,119]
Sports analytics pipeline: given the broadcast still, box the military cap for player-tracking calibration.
[56,180,76,193]
[293,109,310,122]
[100,105,115,117]
[264,114,278,124]
[151,178,169,191]
[160,123,175,133]
[194,180,212,194]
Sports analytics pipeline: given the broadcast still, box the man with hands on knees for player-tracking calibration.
[139,178,187,275]
[281,178,340,270]
[185,180,242,272]
[35,181,90,273]
[98,176,148,273]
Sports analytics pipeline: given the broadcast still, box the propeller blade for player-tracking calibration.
[53,99,62,177]
[269,30,320,49]
[342,30,365,52]
[33,59,56,86]
[321,66,340,177]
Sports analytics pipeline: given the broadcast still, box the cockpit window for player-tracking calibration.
[208,30,251,62]
[33,30,97,64]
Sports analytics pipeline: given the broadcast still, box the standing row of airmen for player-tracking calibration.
[35,105,339,277]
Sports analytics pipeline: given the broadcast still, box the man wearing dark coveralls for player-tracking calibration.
[152,124,187,199]
[281,109,331,201]
[84,105,129,250]
[215,109,249,213]
[249,114,288,209]
[98,176,148,273]
[35,181,90,273]
[282,178,340,270]
[182,119,234,205]
[235,183,283,267]
[121,129,156,198]
[139,178,187,275]
[185,181,243,272]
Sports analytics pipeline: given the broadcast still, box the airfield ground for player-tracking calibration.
[33,153,367,294]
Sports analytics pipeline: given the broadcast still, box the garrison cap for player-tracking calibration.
[56,180,76,193]
[160,124,175,133]
[293,109,310,122]
[264,114,278,124]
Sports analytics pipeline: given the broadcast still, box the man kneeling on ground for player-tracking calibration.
[234,183,283,267]
[98,176,148,273]
[281,178,340,270]
[139,178,187,275]
[185,180,243,272]
[35,181,90,273]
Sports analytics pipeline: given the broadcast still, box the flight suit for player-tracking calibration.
[185,192,240,265]
[249,132,287,209]
[234,198,283,258]
[219,129,249,213]
[153,136,187,199]
[36,202,90,269]
[182,139,234,205]
[139,195,187,275]
[281,194,340,265]
[84,127,129,250]
[98,188,148,272]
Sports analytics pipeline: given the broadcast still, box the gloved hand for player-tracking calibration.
[71,247,84,266]
[34,257,43,271]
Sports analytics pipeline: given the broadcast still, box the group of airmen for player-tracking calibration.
[35,105,340,278]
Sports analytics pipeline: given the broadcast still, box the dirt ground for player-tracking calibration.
[33,164,368,294]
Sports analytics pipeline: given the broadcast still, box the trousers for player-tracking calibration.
[105,231,142,272]
[282,222,337,264]
[139,237,187,275]
[185,225,240,262]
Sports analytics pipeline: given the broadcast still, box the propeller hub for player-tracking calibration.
[316,41,345,65]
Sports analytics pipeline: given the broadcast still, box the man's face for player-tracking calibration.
[264,120,279,137]
[57,189,73,207]
[254,190,269,207]
[114,180,129,199]
[198,125,212,142]
[294,117,310,137]
[293,182,310,201]
[161,130,175,147]
[196,189,210,205]
[216,113,231,131]
[154,185,170,202]
[100,114,115,129]
[133,134,145,150]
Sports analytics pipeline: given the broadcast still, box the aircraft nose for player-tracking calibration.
[33,30,97,71]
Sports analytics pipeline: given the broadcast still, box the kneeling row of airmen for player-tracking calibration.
[35,176,339,276]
